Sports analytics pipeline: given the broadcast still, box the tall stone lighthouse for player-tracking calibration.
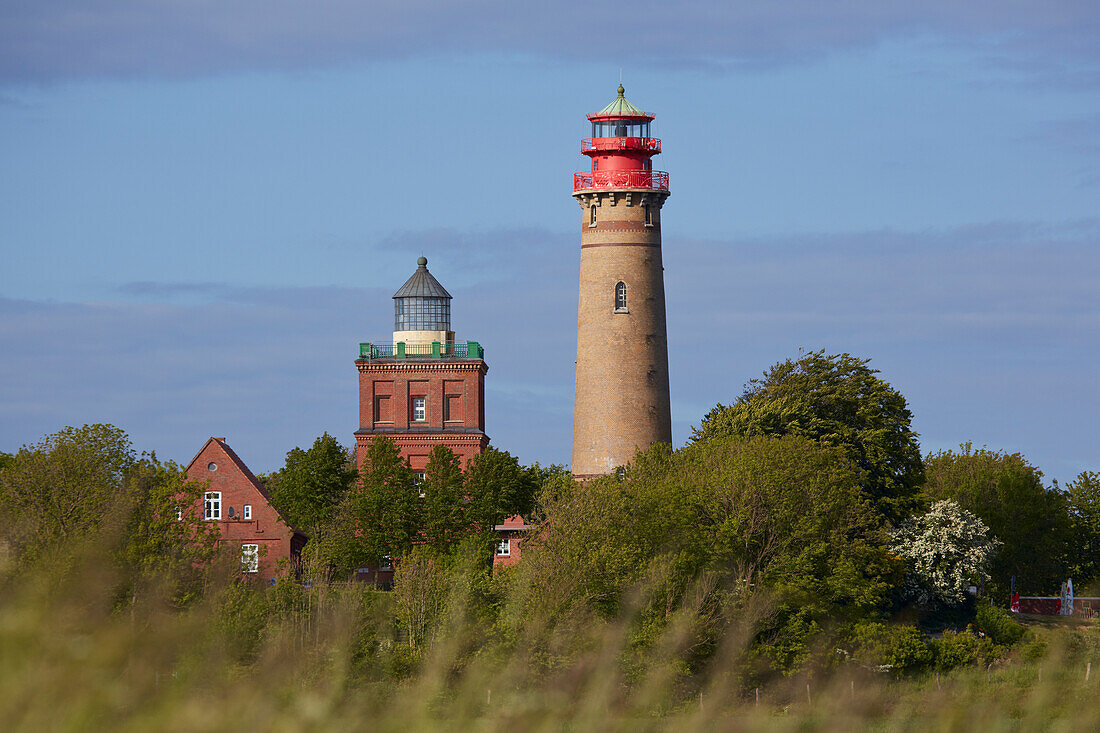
[571,86,672,478]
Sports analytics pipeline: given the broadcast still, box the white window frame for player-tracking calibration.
[643,204,652,227]
[174,506,182,521]
[240,544,259,573]
[496,538,511,556]
[589,204,597,227]
[204,491,221,520]
[412,396,426,422]
[243,504,252,520]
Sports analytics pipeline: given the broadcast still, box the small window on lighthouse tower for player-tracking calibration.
[589,205,597,228]
[615,281,628,313]
[644,205,652,226]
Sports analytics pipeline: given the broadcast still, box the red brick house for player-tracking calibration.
[184,437,307,582]
[492,515,530,569]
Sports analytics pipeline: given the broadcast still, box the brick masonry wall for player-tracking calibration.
[571,190,672,477]
[355,357,489,471]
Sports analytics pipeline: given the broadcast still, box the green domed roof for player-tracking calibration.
[393,257,452,299]
[590,85,652,119]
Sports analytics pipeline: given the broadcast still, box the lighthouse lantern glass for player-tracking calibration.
[394,296,451,332]
[592,120,650,138]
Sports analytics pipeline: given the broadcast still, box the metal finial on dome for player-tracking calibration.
[417,256,427,267]
[617,84,625,97]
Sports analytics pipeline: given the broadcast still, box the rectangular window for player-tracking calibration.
[412,396,426,421]
[240,544,259,573]
[589,205,597,227]
[174,506,182,521]
[496,538,511,556]
[644,204,652,226]
[204,491,221,520]
[243,504,252,520]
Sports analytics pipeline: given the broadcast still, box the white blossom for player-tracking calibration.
[890,500,999,606]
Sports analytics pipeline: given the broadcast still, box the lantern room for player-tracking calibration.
[575,85,668,192]
[392,256,454,347]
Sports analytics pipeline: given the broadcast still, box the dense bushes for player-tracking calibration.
[509,435,903,678]
[974,602,1027,647]
[847,621,933,673]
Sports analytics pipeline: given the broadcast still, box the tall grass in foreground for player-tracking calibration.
[3,542,1100,732]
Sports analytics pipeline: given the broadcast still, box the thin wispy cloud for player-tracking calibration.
[2,1,1097,83]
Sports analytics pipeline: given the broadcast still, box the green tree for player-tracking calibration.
[343,435,421,572]
[891,500,999,608]
[0,424,136,560]
[392,546,449,649]
[421,445,467,554]
[691,350,922,522]
[464,447,541,533]
[1067,471,1100,588]
[115,455,221,605]
[268,433,358,531]
[514,435,900,675]
[922,444,1070,596]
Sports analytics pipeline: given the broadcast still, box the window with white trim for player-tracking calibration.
[415,472,426,498]
[174,506,182,521]
[615,281,628,312]
[412,396,426,422]
[204,491,221,520]
[644,204,652,226]
[496,538,511,556]
[589,205,597,227]
[243,504,252,520]
[240,544,259,573]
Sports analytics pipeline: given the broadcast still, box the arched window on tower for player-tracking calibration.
[614,281,628,312]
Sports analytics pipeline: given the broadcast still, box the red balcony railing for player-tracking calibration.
[573,170,669,192]
[581,137,661,154]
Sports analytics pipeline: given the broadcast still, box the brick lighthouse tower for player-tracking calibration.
[355,257,489,475]
[571,86,672,478]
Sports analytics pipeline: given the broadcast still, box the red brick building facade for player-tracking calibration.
[184,437,307,582]
[355,257,489,473]
[492,515,529,569]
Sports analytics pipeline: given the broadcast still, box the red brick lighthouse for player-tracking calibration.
[355,257,489,475]
[571,86,672,478]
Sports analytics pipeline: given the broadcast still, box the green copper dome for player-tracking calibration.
[593,85,648,118]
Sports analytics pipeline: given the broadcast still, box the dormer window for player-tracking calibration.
[615,281,628,312]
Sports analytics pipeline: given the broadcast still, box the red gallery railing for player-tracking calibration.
[573,170,669,192]
[581,137,661,154]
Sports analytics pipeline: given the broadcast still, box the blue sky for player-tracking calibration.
[1,2,1097,481]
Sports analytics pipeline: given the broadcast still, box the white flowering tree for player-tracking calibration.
[891,500,1000,606]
